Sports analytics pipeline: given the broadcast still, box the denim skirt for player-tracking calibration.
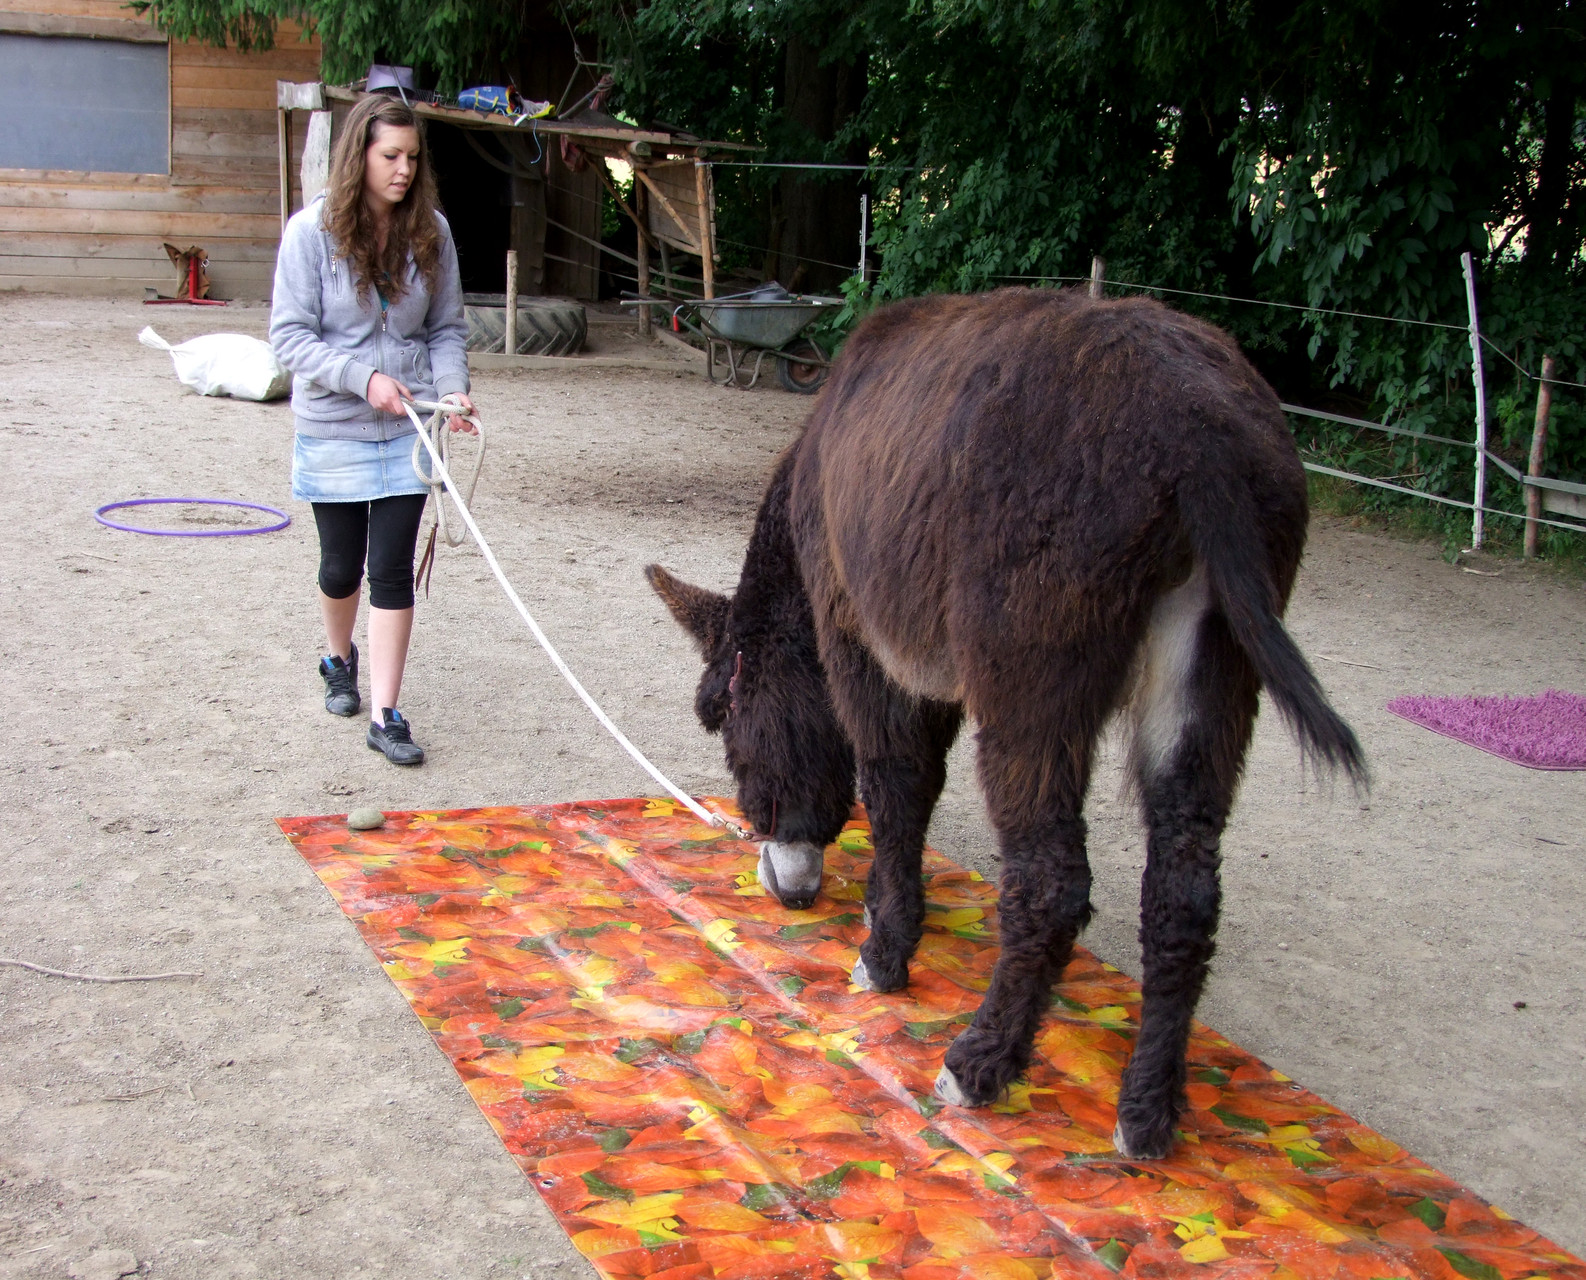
[291,432,433,503]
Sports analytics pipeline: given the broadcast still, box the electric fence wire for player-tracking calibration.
[1001,274,1586,392]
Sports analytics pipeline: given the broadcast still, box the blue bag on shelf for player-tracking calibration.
[459,86,515,115]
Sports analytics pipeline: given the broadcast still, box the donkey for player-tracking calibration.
[647,287,1365,1159]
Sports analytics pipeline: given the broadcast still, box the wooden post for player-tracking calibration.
[634,173,651,338]
[277,107,292,232]
[300,110,332,205]
[1089,256,1105,299]
[659,241,673,298]
[1524,353,1558,559]
[695,160,715,300]
[505,250,519,356]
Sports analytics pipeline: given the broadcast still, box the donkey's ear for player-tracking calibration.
[645,564,731,655]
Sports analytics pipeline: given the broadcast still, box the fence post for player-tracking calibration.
[1089,256,1105,299]
[695,161,715,300]
[858,194,869,284]
[1460,251,1489,551]
[1525,353,1558,559]
[505,250,519,356]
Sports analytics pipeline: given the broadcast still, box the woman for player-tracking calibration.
[270,94,474,766]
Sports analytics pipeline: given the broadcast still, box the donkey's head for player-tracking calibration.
[645,562,854,910]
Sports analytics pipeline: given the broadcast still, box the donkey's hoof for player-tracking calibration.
[851,951,906,993]
[934,1066,971,1107]
[758,841,824,911]
[1111,1119,1172,1161]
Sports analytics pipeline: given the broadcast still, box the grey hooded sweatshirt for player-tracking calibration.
[269,195,470,441]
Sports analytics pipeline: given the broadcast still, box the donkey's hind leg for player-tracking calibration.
[1114,603,1260,1159]
[820,633,962,994]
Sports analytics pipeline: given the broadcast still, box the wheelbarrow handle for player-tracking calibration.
[670,305,707,340]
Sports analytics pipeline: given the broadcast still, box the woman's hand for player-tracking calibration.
[441,392,478,434]
[366,372,413,416]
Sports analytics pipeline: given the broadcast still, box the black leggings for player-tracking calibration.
[312,495,428,610]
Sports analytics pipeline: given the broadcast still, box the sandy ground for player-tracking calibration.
[0,293,1582,1279]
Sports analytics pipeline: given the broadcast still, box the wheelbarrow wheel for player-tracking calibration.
[777,339,829,394]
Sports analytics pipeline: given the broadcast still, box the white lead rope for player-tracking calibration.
[402,398,752,842]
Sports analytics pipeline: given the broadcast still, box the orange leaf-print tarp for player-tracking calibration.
[278,800,1584,1280]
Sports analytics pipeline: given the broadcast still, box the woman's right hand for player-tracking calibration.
[366,372,413,416]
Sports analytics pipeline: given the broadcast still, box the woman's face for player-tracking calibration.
[363,122,421,210]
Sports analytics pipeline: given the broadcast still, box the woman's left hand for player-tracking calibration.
[441,393,477,434]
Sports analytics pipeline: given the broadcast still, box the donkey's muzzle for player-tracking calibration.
[757,840,824,910]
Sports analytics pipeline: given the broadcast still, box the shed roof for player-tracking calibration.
[323,85,755,161]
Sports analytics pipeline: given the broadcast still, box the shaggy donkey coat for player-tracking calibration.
[648,287,1365,1159]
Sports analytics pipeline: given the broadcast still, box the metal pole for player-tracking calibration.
[1461,252,1489,550]
[858,194,869,283]
[505,250,519,356]
[1089,256,1105,299]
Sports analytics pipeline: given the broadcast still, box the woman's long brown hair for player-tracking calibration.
[322,95,443,306]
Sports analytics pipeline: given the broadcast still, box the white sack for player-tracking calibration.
[138,326,291,401]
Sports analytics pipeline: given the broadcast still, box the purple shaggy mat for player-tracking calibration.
[1387,688,1586,770]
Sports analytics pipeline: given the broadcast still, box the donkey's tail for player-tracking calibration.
[1179,470,1369,790]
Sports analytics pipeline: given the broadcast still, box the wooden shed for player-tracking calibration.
[0,0,320,299]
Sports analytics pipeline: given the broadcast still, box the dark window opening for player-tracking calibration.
[0,34,169,174]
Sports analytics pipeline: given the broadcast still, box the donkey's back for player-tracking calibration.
[793,288,1314,720]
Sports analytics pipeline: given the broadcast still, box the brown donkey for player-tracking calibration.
[648,287,1366,1159]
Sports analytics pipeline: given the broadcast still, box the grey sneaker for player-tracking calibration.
[319,644,360,717]
[367,708,424,766]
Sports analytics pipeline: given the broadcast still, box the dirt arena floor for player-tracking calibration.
[1,293,1582,1278]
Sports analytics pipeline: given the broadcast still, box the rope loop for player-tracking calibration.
[410,397,486,550]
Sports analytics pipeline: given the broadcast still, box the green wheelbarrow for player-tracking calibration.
[628,285,843,393]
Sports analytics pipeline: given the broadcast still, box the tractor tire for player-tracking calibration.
[464,294,587,357]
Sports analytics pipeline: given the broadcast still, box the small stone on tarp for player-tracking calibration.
[347,808,385,830]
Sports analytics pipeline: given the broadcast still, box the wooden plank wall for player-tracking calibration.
[0,1,319,299]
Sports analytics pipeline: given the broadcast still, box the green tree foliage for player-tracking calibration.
[129,0,522,90]
[593,0,1586,550]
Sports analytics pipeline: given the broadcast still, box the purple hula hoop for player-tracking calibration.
[94,497,292,537]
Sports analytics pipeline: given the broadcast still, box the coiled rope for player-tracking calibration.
[403,398,752,841]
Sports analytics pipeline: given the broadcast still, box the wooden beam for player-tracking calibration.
[0,183,279,214]
[0,11,165,41]
[0,205,281,239]
[277,108,291,231]
[317,85,759,153]
[1525,354,1558,559]
[634,179,651,338]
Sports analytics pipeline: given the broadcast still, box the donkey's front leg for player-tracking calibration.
[816,631,960,994]
[851,726,957,992]
[937,820,1092,1106]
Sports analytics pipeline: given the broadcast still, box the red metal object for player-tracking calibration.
[144,254,227,306]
